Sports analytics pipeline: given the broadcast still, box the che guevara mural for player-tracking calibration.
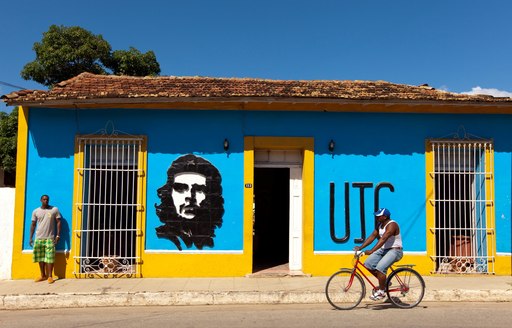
[155,154,224,250]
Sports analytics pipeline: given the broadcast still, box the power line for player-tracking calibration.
[0,81,28,90]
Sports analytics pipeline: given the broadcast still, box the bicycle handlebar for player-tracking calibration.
[355,250,365,258]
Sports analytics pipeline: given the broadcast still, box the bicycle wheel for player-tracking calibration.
[386,268,425,309]
[325,269,366,310]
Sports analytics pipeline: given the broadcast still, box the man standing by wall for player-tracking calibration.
[29,194,61,283]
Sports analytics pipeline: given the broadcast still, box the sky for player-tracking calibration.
[1,0,512,112]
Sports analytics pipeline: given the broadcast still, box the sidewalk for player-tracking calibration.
[1,275,511,310]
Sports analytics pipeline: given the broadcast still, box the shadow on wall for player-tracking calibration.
[54,217,71,279]
[28,108,512,159]
[29,108,239,158]
[316,113,512,156]
[58,217,71,251]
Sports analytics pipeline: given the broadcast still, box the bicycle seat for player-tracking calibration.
[395,264,415,268]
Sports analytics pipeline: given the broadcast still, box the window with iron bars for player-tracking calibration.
[73,136,146,278]
[428,140,495,274]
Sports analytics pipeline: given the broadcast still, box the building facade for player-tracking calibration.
[3,73,511,279]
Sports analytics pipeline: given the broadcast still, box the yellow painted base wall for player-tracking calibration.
[13,252,253,279]
[141,253,251,277]
[13,250,511,279]
[495,255,512,275]
[12,253,72,279]
[304,253,511,276]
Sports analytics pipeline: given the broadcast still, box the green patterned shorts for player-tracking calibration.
[33,239,55,263]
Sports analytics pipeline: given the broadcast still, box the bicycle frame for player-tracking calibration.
[347,253,410,294]
[326,251,425,309]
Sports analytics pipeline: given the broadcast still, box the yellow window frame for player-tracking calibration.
[72,135,147,278]
[425,139,495,274]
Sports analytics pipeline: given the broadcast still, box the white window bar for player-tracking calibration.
[431,140,495,274]
[74,137,143,277]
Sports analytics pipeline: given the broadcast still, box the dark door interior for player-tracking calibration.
[434,173,473,271]
[253,167,290,272]
[81,164,137,273]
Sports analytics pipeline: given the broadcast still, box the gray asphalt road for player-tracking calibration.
[0,302,509,328]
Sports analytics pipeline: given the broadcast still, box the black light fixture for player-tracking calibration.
[223,138,229,151]
[328,139,335,152]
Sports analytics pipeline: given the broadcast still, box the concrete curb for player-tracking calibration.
[1,289,511,310]
[424,289,512,302]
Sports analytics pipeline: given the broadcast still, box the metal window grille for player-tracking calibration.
[74,136,143,277]
[430,140,495,274]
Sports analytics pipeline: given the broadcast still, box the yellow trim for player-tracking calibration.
[424,140,500,275]
[425,141,435,270]
[11,107,30,278]
[485,145,497,271]
[138,137,148,276]
[243,136,315,274]
[242,137,255,272]
[69,135,84,278]
[72,135,147,278]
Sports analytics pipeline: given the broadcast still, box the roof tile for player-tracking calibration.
[2,72,510,106]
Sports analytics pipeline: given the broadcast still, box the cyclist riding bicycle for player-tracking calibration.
[354,208,403,301]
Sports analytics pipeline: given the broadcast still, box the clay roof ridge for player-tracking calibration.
[2,73,511,105]
[59,72,409,85]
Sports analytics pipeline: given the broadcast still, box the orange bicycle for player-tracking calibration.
[325,251,425,309]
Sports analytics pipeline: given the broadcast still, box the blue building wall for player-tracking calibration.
[22,108,512,255]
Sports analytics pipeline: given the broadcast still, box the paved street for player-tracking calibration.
[1,302,510,328]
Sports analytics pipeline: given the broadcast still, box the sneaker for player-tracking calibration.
[34,276,47,282]
[47,277,55,284]
[370,289,386,301]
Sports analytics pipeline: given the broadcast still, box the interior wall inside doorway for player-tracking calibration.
[253,167,290,272]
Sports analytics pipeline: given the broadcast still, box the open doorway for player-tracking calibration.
[253,167,290,272]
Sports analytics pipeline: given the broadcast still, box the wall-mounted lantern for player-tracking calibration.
[328,139,335,153]
[223,138,230,152]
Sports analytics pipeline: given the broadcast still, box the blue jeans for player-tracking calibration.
[364,248,403,274]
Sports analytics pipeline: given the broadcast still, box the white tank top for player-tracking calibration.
[379,220,402,249]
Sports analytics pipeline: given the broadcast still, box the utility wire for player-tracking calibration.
[0,80,28,90]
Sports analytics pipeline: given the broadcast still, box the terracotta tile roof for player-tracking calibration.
[2,72,511,106]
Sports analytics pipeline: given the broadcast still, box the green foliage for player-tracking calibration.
[0,107,18,173]
[110,47,161,76]
[21,25,112,87]
[21,25,161,87]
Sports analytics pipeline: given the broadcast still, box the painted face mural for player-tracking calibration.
[172,172,207,219]
[155,154,224,250]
